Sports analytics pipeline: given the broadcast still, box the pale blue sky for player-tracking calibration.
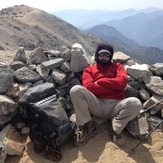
[1,0,163,12]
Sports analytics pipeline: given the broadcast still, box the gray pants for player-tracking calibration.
[70,85,142,134]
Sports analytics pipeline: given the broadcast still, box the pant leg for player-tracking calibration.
[70,85,103,125]
[111,97,142,134]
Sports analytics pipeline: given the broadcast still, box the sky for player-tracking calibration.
[1,0,163,12]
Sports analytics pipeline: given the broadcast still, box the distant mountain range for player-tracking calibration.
[105,11,163,50]
[53,7,162,29]
[83,25,163,64]
[54,9,138,29]
[54,8,163,50]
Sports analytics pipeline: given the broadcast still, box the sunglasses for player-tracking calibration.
[98,52,111,58]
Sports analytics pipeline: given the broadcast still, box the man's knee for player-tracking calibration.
[127,97,143,113]
[129,97,142,107]
[70,85,83,96]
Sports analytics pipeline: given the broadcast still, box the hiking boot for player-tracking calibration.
[110,130,126,147]
[74,120,97,147]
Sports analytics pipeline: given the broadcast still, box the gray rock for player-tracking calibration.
[124,84,138,98]
[113,51,131,63]
[127,64,150,81]
[41,58,64,69]
[0,95,18,116]
[14,67,42,83]
[28,47,47,64]
[52,69,67,85]
[126,116,149,140]
[13,47,27,63]
[150,63,163,76]
[70,43,90,72]
[0,68,14,94]
[143,76,163,95]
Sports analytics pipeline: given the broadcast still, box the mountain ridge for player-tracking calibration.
[53,7,163,29]
[105,11,163,50]
[54,8,163,51]
[0,5,104,54]
[84,24,163,64]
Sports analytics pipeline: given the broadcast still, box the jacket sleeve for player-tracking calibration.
[82,67,109,95]
[97,63,128,91]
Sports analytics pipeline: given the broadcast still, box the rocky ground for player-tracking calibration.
[1,50,163,163]
[5,123,163,163]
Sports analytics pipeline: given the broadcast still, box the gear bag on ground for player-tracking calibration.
[19,82,75,160]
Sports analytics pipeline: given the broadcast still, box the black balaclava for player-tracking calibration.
[95,43,114,66]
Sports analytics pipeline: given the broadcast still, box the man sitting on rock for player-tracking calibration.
[70,43,142,147]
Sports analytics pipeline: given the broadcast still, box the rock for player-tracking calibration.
[4,124,25,155]
[0,68,14,94]
[126,116,149,140]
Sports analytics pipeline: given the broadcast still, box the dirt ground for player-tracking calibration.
[5,123,163,163]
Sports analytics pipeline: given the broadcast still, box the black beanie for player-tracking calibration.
[95,43,114,66]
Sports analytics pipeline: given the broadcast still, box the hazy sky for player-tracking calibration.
[1,0,163,12]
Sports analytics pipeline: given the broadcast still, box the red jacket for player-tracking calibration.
[82,62,128,100]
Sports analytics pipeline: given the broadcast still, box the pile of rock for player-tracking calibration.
[0,43,163,162]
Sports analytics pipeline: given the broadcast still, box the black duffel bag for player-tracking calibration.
[19,82,75,161]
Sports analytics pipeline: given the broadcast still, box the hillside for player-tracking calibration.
[0,5,103,55]
[84,24,163,64]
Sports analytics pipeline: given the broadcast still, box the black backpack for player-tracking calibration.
[19,82,75,161]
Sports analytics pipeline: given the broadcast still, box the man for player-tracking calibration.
[70,43,142,147]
